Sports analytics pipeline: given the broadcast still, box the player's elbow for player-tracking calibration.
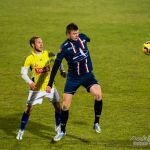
[21,73,25,79]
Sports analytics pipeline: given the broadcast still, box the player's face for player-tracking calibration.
[32,38,43,52]
[68,30,79,41]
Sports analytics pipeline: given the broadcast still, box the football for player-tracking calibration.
[143,41,150,55]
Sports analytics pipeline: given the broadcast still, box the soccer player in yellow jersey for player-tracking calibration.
[16,36,66,140]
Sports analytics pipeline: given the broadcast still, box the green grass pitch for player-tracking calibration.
[0,0,150,149]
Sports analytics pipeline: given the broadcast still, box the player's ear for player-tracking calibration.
[67,32,70,38]
[31,43,34,48]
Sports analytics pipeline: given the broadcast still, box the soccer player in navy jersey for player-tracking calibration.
[46,23,103,141]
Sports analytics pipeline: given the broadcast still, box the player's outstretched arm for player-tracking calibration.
[49,51,67,78]
[47,45,66,93]
[59,63,67,78]
[46,59,61,93]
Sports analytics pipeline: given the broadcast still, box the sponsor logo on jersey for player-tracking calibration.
[35,66,50,74]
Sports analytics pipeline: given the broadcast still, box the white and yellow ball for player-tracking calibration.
[143,41,150,55]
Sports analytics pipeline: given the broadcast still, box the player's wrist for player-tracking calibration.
[28,80,34,85]
[48,82,52,88]
[60,70,66,74]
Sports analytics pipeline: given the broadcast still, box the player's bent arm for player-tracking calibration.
[48,59,61,88]
[80,33,90,42]
[59,63,65,73]
[47,45,67,88]
[21,67,37,90]
[49,51,65,72]
[50,52,66,78]
[59,63,67,78]
[52,55,65,74]
[21,67,33,84]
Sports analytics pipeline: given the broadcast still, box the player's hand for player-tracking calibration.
[46,86,52,93]
[60,71,67,78]
[29,82,37,90]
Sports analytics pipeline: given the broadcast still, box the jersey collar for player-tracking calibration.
[32,50,44,56]
[67,38,79,43]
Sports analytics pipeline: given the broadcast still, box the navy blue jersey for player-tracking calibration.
[56,33,93,78]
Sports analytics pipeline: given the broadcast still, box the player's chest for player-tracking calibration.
[31,55,50,68]
[66,43,88,62]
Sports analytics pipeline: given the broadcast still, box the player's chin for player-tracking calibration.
[73,37,78,41]
[37,48,43,52]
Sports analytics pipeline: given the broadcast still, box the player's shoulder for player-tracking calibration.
[60,40,70,49]
[24,53,33,61]
[22,52,33,65]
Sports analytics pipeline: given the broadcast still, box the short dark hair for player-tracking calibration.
[29,36,40,47]
[66,23,78,34]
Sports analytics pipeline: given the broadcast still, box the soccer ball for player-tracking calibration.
[143,41,150,55]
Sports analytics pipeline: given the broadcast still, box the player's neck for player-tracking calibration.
[34,49,42,55]
[68,38,78,42]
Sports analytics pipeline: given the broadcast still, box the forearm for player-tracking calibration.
[48,59,61,87]
[59,63,65,73]
[21,67,33,84]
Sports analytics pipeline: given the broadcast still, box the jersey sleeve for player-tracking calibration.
[48,45,67,87]
[80,33,90,42]
[23,56,32,68]
[21,67,33,84]
[56,45,67,62]
[21,56,32,84]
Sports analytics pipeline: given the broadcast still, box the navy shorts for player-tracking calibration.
[64,72,99,94]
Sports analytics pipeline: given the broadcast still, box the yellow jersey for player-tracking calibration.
[23,50,55,91]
